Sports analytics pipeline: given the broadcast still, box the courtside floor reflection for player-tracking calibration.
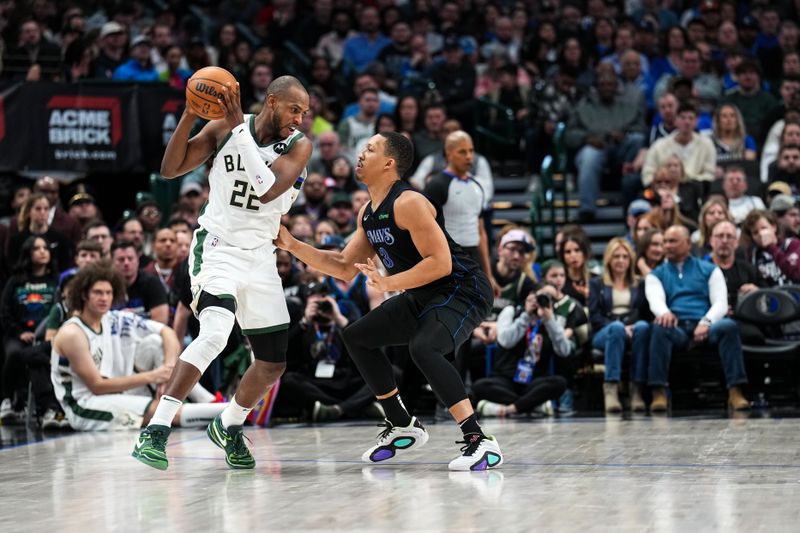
[2,411,800,532]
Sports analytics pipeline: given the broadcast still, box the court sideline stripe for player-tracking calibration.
[0,432,207,453]
[169,455,800,470]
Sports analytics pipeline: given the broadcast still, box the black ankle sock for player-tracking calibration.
[458,414,484,437]
[379,393,412,426]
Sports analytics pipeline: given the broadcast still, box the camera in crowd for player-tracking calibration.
[536,292,553,309]
[304,281,336,323]
[313,298,334,323]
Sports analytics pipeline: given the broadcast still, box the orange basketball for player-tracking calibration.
[185,66,238,120]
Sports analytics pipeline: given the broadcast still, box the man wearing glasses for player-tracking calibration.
[709,219,764,308]
[84,220,114,259]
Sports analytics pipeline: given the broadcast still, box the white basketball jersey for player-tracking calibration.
[198,115,306,249]
[51,311,163,401]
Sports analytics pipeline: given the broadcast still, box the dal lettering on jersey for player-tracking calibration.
[223,154,272,172]
[366,227,395,246]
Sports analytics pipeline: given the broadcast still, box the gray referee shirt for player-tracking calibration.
[423,170,485,247]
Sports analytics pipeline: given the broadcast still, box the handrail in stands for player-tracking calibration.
[531,122,569,253]
[281,41,312,85]
[473,97,517,152]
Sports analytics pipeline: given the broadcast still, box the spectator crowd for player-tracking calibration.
[3,0,800,427]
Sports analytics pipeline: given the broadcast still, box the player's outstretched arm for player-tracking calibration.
[160,108,223,179]
[275,205,375,280]
[357,192,451,292]
[54,324,172,395]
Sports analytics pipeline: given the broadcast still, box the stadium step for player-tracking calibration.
[488,175,629,261]
[493,176,531,192]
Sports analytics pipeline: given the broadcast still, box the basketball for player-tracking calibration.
[185,66,238,120]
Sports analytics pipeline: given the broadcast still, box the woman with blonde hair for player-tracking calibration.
[711,103,757,164]
[588,237,650,413]
[649,157,702,221]
[7,193,73,271]
[655,186,697,233]
[692,196,735,255]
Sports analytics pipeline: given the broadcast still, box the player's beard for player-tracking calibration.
[271,111,284,137]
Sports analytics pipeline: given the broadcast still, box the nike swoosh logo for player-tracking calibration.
[363,215,368,221]
[137,437,146,448]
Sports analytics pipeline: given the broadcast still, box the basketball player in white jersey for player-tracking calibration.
[51,264,227,431]
[133,75,312,470]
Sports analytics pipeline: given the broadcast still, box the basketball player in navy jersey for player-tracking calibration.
[276,132,503,471]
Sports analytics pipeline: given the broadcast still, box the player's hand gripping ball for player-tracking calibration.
[186,66,238,120]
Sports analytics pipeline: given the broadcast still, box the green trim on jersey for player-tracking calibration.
[283,131,305,153]
[249,115,270,147]
[241,322,290,335]
[198,201,208,217]
[77,316,102,335]
[215,293,237,306]
[62,383,113,421]
[215,293,236,300]
[247,115,304,151]
[192,229,209,276]
[216,131,233,154]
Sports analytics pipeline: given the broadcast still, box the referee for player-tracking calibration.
[423,130,496,291]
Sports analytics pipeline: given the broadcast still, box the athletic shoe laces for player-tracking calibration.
[231,430,252,457]
[456,433,485,456]
[376,420,395,441]
[148,428,169,451]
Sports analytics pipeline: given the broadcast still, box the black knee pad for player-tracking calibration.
[247,328,289,363]
[197,291,236,314]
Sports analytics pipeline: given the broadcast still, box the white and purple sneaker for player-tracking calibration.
[448,434,504,471]
[362,417,429,463]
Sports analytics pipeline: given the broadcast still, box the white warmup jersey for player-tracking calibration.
[197,114,307,249]
[51,311,164,430]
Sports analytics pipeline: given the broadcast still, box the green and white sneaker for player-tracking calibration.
[132,425,171,470]
[362,417,429,463]
[448,433,503,471]
[206,415,255,469]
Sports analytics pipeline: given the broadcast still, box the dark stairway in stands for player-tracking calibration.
[488,166,626,261]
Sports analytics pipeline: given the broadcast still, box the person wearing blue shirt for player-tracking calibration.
[644,225,749,412]
[112,35,159,82]
[340,6,390,77]
[340,73,396,120]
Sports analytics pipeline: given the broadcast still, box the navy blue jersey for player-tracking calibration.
[362,180,483,300]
